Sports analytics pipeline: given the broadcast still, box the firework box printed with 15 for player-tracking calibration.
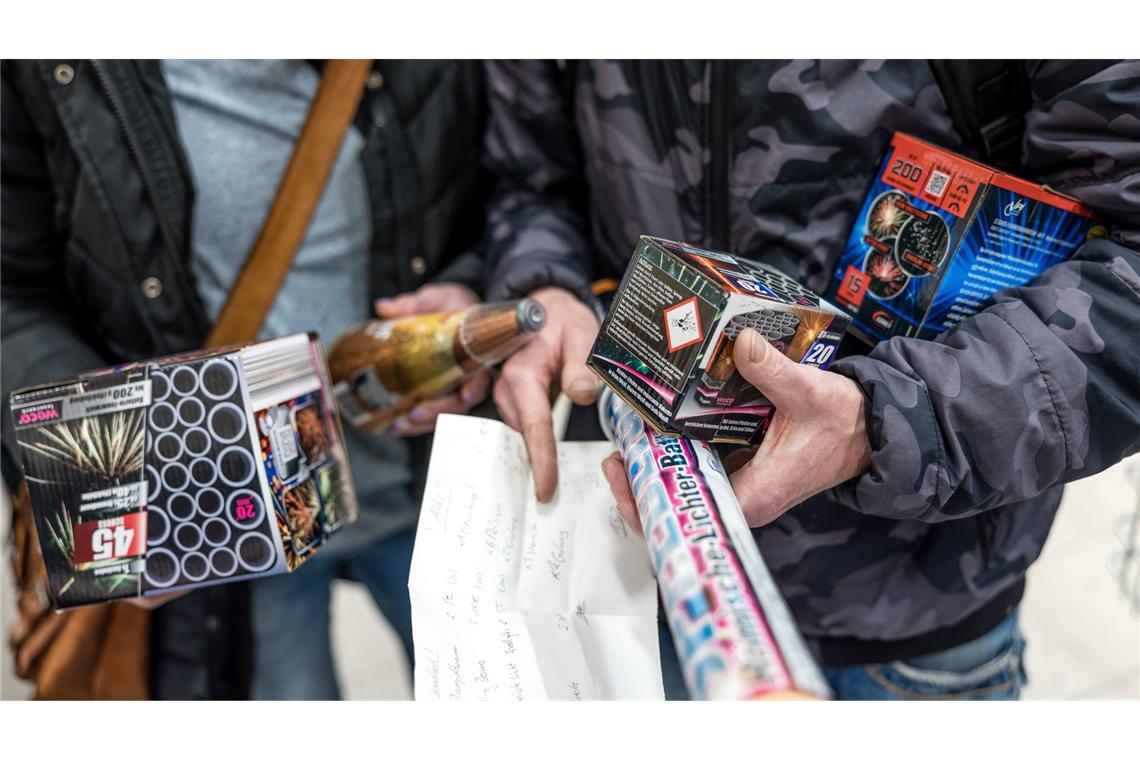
[587,236,850,445]
[10,332,358,608]
[825,132,1103,344]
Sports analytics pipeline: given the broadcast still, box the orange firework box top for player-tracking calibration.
[883,133,1096,220]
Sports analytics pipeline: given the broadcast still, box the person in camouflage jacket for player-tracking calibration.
[481,60,1140,698]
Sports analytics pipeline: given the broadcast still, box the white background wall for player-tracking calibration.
[4,455,1137,700]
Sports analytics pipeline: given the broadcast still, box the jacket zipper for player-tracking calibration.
[90,61,176,255]
[709,60,730,250]
[90,60,210,341]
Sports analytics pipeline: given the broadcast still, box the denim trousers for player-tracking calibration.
[250,524,417,700]
[659,609,1027,700]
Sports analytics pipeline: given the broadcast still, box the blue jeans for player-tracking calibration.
[250,525,417,700]
[824,610,1027,700]
[659,609,1026,700]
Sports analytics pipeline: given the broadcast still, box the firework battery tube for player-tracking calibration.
[696,337,738,406]
[715,316,798,408]
[715,331,786,408]
[328,298,546,431]
[599,388,831,700]
[696,315,748,405]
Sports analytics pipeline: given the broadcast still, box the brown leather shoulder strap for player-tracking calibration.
[205,59,373,348]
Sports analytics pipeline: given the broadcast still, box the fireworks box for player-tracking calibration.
[587,236,851,445]
[9,333,357,609]
[825,132,1103,344]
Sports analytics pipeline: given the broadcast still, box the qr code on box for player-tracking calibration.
[925,170,950,199]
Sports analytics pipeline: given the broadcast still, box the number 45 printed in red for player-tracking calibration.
[72,512,147,566]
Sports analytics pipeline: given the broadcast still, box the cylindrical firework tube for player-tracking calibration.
[600,388,831,700]
[327,298,545,432]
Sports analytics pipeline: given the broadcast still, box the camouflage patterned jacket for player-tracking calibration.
[483,60,1140,662]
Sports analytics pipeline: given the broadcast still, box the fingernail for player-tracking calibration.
[390,417,409,433]
[749,328,765,363]
[374,297,391,309]
[569,379,597,395]
[409,406,430,423]
[461,386,478,404]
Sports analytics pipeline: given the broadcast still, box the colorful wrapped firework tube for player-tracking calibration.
[600,388,831,700]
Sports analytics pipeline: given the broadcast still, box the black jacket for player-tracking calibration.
[1,59,488,698]
[483,61,1140,664]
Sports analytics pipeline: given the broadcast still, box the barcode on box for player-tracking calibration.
[925,170,950,199]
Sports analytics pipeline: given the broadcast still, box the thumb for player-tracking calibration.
[562,362,599,406]
[601,452,642,537]
[560,323,601,406]
[731,327,810,409]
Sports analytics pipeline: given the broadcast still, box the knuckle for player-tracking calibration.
[799,370,834,406]
[522,418,552,439]
[501,358,538,383]
[763,352,789,383]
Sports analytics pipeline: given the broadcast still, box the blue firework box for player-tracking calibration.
[825,132,1104,344]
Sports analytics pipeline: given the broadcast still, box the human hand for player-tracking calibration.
[493,286,601,502]
[123,589,189,610]
[603,327,872,531]
[374,283,491,436]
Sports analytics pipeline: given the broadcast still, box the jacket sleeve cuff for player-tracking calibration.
[827,352,948,521]
[487,257,596,308]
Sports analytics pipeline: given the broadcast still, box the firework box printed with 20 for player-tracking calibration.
[825,132,1103,344]
[9,332,358,608]
[587,236,850,445]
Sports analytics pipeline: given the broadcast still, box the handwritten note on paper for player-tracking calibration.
[409,414,663,701]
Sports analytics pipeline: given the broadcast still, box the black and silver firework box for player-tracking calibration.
[587,236,851,445]
[9,333,357,609]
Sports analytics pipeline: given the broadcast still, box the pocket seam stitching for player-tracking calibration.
[891,649,1018,687]
[864,663,1018,701]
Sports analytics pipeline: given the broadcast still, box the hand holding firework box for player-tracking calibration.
[600,388,830,700]
[9,332,357,609]
[587,236,850,445]
[825,132,1103,344]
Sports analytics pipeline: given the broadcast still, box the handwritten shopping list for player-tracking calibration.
[409,414,663,700]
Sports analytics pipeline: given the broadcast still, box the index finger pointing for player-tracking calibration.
[512,375,559,503]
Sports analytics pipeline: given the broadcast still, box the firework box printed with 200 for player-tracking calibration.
[824,132,1101,344]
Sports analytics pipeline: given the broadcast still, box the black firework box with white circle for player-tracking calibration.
[10,332,357,609]
[587,236,850,445]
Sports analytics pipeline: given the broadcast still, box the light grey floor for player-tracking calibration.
[1019,455,1140,698]
[4,456,1137,700]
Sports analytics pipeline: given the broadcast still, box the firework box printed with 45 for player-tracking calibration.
[9,332,358,609]
[825,132,1103,344]
[587,236,851,445]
